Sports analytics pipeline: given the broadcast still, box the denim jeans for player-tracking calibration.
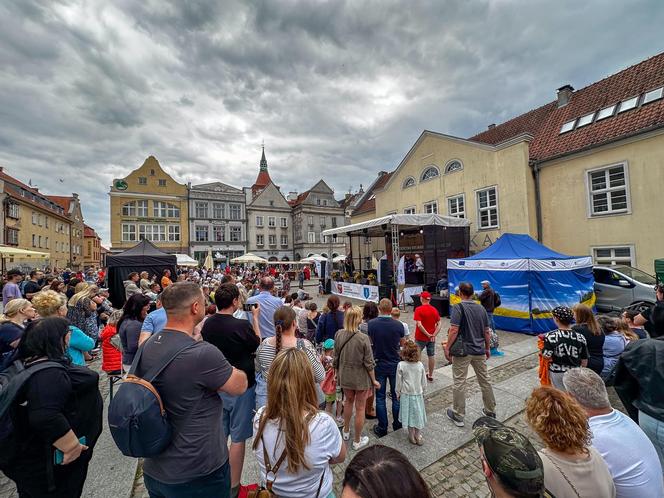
[375,369,400,433]
[639,410,664,470]
[144,461,230,498]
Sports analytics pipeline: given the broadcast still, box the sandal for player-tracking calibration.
[426,374,434,382]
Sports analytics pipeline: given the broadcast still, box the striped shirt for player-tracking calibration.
[255,337,325,383]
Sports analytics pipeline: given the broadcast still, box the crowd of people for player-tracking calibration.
[1,263,663,498]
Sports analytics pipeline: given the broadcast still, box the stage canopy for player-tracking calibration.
[447,234,595,334]
[175,254,199,267]
[106,240,177,307]
[322,213,470,237]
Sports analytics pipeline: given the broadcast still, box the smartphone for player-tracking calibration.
[54,436,86,465]
[243,303,257,311]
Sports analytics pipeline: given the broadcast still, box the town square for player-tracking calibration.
[0,1,663,497]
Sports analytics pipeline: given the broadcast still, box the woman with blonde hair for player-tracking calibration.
[572,304,604,375]
[525,386,615,497]
[32,290,94,366]
[253,348,346,498]
[0,298,36,369]
[67,283,100,342]
[334,306,380,450]
[254,306,325,409]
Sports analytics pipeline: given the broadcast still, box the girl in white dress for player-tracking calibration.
[396,340,427,445]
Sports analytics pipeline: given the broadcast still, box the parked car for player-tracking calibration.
[593,265,657,312]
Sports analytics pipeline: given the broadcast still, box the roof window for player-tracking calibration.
[643,86,663,105]
[617,96,639,113]
[595,104,616,121]
[559,119,576,134]
[576,112,595,128]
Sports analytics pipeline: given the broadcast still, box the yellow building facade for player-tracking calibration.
[109,156,189,254]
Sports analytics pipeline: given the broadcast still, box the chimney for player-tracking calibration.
[487,123,495,130]
[72,193,79,199]
[287,191,298,201]
[378,171,388,177]
[557,85,574,108]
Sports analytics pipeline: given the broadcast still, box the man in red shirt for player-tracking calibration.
[414,291,441,381]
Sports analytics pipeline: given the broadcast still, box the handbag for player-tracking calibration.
[110,333,123,352]
[449,303,468,357]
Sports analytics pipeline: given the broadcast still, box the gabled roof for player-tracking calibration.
[471,51,664,162]
[0,169,70,219]
[352,171,393,215]
[288,180,336,207]
[47,195,73,213]
[247,181,291,210]
[190,181,244,194]
[84,224,100,238]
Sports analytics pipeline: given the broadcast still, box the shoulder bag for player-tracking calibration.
[449,303,468,357]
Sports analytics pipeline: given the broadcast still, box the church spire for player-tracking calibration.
[260,143,268,171]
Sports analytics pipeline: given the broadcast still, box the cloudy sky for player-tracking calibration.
[1,0,662,246]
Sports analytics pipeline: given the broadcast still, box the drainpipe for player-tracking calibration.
[530,161,543,243]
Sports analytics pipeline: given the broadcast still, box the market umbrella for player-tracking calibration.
[332,254,346,263]
[204,248,214,269]
[230,253,269,264]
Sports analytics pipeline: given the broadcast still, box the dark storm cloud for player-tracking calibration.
[0,0,662,245]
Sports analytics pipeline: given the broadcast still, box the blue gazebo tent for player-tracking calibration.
[447,234,595,334]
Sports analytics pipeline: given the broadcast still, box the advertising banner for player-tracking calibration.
[332,282,380,303]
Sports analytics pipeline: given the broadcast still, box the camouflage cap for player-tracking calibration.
[472,417,545,496]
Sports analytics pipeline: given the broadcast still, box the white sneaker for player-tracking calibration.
[342,429,350,441]
[352,436,369,450]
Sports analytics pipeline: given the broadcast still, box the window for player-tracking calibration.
[38,236,42,248]
[212,203,224,219]
[476,187,499,229]
[195,202,208,218]
[269,234,276,246]
[154,201,167,218]
[168,225,181,241]
[230,226,241,242]
[423,201,438,214]
[643,86,663,105]
[403,206,416,215]
[7,203,19,219]
[229,204,241,220]
[32,234,36,247]
[421,166,439,182]
[559,119,576,134]
[280,217,288,227]
[593,247,634,266]
[596,105,616,121]
[256,234,264,246]
[308,216,314,226]
[213,225,225,242]
[316,197,321,206]
[320,233,328,244]
[308,232,315,243]
[323,199,328,206]
[280,234,288,246]
[320,216,326,227]
[331,217,338,228]
[587,164,629,216]
[195,225,209,242]
[138,177,147,185]
[576,112,595,128]
[448,194,465,218]
[268,216,276,227]
[140,224,166,242]
[617,96,639,113]
[6,228,18,245]
[256,215,264,227]
[403,177,416,189]
[122,224,136,242]
[44,217,48,229]
[45,237,49,249]
[444,160,463,174]
[158,179,166,187]
[168,204,180,217]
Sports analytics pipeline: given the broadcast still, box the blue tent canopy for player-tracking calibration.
[447,234,595,334]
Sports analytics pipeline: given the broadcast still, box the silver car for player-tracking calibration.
[593,265,657,312]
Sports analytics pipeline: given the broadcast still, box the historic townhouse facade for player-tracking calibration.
[0,168,73,268]
[352,51,664,272]
[189,182,247,264]
[83,224,102,267]
[289,180,346,261]
[48,194,85,270]
[109,156,189,254]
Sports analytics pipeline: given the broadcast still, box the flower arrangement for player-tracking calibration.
[367,272,377,284]
[353,270,362,283]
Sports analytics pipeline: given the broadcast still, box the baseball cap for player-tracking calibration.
[472,417,545,496]
[420,291,432,299]
[7,269,24,277]
[481,280,490,285]
[323,338,335,350]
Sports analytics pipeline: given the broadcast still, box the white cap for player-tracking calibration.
[481,280,490,285]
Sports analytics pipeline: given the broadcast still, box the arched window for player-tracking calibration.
[444,160,463,174]
[321,253,329,258]
[421,166,440,182]
[403,176,416,189]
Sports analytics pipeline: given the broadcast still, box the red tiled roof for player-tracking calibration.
[288,190,310,207]
[471,52,664,162]
[84,225,99,238]
[353,172,393,215]
[47,195,73,213]
[0,169,70,220]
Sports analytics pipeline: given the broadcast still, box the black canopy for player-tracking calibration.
[106,240,177,308]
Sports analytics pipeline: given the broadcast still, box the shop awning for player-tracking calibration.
[321,213,471,237]
[0,246,50,260]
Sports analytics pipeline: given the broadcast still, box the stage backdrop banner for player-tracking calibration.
[332,282,379,303]
[399,285,423,305]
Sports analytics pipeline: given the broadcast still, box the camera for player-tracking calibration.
[243,303,257,311]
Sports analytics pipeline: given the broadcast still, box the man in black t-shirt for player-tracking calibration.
[23,270,44,300]
[202,284,261,498]
[635,284,664,338]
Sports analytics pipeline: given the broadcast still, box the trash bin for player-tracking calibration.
[656,259,664,284]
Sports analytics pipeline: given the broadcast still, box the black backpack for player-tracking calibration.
[0,359,66,469]
[493,292,502,308]
[108,337,195,458]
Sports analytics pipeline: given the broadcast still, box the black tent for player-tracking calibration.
[106,240,177,308]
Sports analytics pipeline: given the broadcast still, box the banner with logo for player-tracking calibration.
[332,282,379,303]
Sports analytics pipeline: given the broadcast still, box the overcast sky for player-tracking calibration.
[1,0,662,247]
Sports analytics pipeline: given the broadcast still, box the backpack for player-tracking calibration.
[107,338,195,457]
[493,292,501,308]
[0,359,66,469]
